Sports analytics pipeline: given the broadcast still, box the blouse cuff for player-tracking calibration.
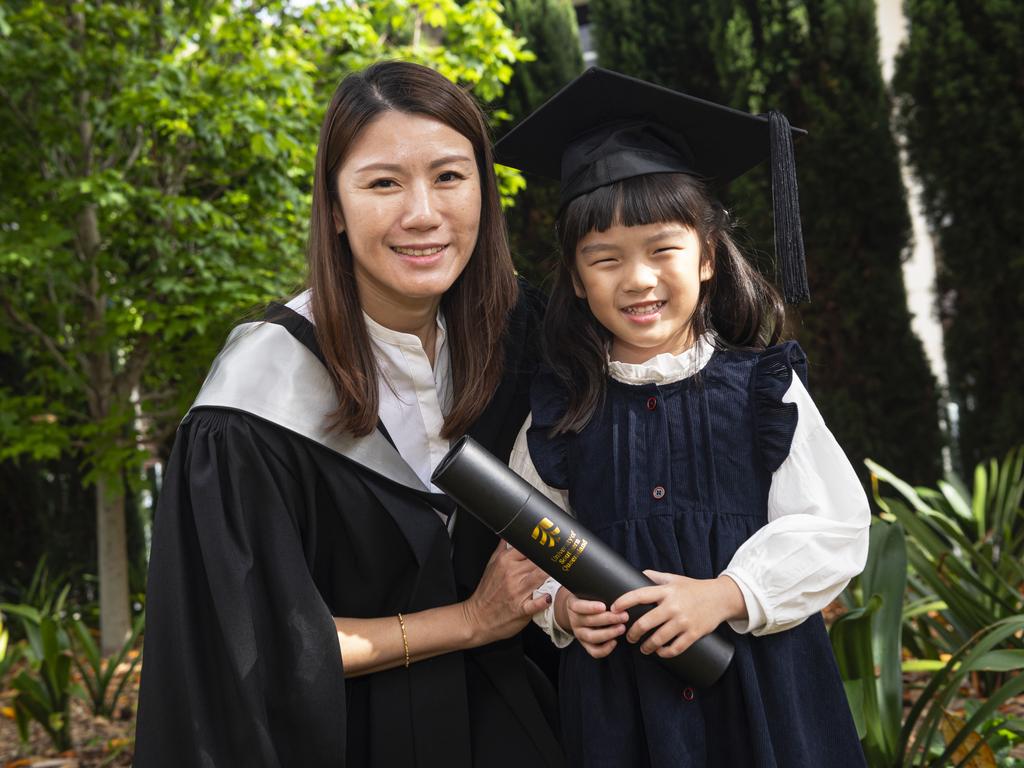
[533,578,574,648]
[720,571,767,635]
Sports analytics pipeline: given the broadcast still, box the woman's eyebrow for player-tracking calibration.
[354,162,403,173]
[353,155,473,174]
[429,154,473,169]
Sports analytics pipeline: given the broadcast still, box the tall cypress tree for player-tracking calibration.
[894,0,1024,470]
[590,0,723,100]
[499,0,584,282]
[592,0,943,483]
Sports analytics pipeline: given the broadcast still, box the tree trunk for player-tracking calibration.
[96,472,131,654]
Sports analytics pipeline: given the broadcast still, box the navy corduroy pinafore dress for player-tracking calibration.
[527,341,865,768]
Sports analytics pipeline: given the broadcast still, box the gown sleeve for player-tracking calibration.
[133,409,348,768]
[721,355,870,637]
[509,417,575,649]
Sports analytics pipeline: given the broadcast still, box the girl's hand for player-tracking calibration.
[611,571,746,659]
[556,588,630,659]
[462,541,550,646]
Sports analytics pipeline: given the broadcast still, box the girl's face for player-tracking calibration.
[574,221,713,364]
[334,110,482,322]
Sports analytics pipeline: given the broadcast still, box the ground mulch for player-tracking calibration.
[0,655,138,768]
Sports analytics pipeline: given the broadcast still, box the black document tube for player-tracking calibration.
[432,436,733,688]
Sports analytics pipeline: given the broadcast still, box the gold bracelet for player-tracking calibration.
[397,612,410,668]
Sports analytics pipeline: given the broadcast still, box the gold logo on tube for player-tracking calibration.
[532,517,561,547]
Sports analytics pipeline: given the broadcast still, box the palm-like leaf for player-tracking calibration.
[899,616,1024,766]
[831,518,907,765]
[867,448,1024,665]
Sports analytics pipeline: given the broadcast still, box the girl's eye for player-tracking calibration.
[437,171,465,183]
[654,245,682,254]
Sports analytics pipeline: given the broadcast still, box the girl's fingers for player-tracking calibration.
[656,633,696,659]
[581,639,617,659]
[610,587,663,613]
[567,598,609,615]
[625,604,669,643]
[573,609,628,628]
[576,623,626,645]
[642,569,675,585]
[639,621,682,654]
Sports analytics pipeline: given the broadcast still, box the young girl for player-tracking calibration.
[496,69,870,767]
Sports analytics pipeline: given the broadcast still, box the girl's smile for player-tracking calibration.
[620,299,667,321]
[574,222,713,364]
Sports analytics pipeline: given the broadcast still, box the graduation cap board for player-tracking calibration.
[494,67,811,304]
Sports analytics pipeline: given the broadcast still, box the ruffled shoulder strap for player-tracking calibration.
[752,340,808,473]
[525,366,572,490]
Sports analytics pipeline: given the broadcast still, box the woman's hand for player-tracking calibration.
[555,588,629,659]
[611,571,746,659]
[462,541,550,646]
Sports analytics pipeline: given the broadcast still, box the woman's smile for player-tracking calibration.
[334,111,482,320]
[391,242,449,265]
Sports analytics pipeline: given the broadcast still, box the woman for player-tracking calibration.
[134,61,563,768]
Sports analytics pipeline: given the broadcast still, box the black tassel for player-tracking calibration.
[768,111,810,304]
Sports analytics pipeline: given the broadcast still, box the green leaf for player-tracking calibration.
[968,649,1024,672]
[842,679,867,740]
[900,659,947,672]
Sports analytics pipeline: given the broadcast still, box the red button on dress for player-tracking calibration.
[652,485,666,500]
[646,396,657,411]
[682,687,695,701]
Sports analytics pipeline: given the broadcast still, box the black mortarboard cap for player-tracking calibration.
[494,67,810,304]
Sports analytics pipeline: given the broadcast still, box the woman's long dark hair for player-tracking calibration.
[545,172,785,433]
[308,61,517,438]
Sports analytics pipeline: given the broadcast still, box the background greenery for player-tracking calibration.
[893,0,1024,473]
[0,0,533,653]
[588,0,945,487]
[1,0,1021,763]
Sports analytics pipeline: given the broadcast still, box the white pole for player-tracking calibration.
[875,0,953,471]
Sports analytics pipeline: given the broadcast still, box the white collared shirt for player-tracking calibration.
[286,290,453,496]
[512,335,870,644]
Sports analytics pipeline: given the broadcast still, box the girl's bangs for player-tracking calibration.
[561,173,705,251]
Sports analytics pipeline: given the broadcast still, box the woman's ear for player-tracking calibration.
[332,203,345,235]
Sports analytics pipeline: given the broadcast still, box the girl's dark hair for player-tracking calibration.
[545,172,785,433]
[308,61,517,438]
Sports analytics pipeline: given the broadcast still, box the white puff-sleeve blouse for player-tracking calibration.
[510,339,870,646]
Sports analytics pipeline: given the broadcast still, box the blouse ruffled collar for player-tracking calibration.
[607,334,716,385]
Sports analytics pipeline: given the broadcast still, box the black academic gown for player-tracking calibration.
[133,284,563,768]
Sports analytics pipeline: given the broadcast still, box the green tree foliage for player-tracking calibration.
[722,0,943,485]
[0,0,529,652]
[592,0,942,483]
[590,0,722,101]
[497,0,583,281]
[894,0,1024,471]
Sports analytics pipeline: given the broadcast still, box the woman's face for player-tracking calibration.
[334,111,482,322]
